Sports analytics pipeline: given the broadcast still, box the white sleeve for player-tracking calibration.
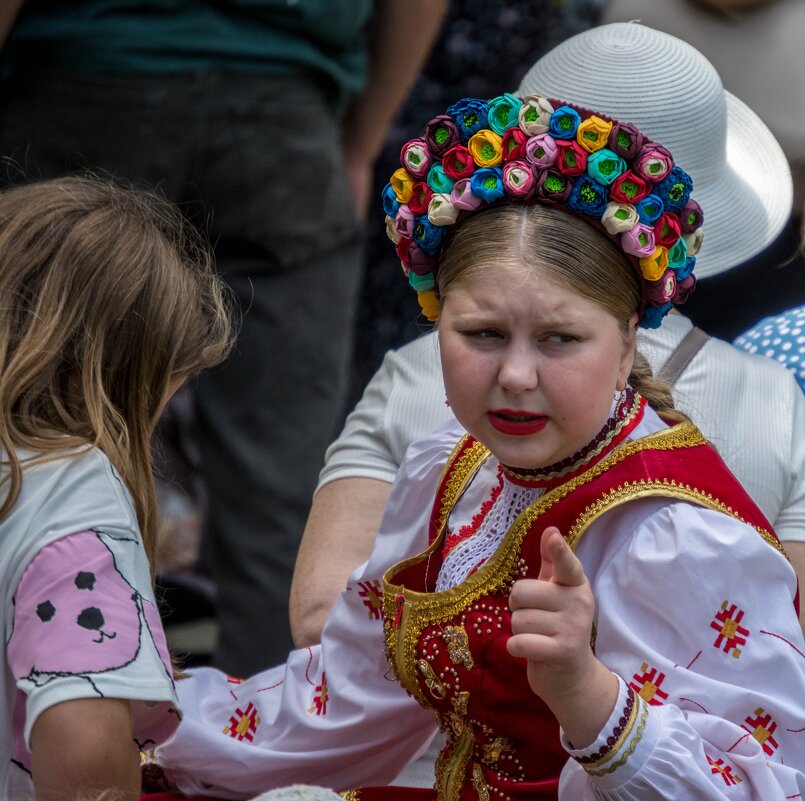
[562,500,805,800]
[155,426,463,799]
[316,334,450,491]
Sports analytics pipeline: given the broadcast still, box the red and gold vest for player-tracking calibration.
[372,421,784,801]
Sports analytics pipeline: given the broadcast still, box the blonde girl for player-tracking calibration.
[0,175,233,801]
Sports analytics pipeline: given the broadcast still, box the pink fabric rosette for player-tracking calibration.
[394,204,415,239]
[621,222,657,258]
[400,138,432,178]
[502,160,537,199]
[451,178,483,211]
[525,133,558,168]
[636,144,674,183]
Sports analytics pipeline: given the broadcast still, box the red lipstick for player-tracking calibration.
[488,409,548,436]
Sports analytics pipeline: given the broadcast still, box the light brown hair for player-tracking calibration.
[437,204,679,416]
[0,175,235,573]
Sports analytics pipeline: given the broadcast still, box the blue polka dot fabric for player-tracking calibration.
[733,305,805,392]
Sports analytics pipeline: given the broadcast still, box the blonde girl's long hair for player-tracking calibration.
[0,175,235,574]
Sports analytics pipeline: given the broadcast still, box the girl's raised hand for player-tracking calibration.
[507,527,618,748]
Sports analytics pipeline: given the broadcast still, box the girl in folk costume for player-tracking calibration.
[148,93,805,801]
[0,176,234,800]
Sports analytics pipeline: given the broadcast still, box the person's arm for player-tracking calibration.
[0,0,24,49]
[341,0,451,219]
[30,698,140,801]
[290,476,391,647]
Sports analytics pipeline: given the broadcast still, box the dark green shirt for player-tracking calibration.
[3,0,373,114]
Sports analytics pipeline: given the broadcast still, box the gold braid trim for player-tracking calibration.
[433,437,491,537]
[340,791,361,801]
[585,696,650,778]
[564,478,783,553]
[436,716,476,801]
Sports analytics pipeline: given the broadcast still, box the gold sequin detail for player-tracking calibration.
[481,737,513,765]
[443,625,474,669]
[418,659,446,699]
[471,763,490,801]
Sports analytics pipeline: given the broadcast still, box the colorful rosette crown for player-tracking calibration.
[382,95,703,328]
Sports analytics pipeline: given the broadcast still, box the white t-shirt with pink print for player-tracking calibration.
[1,445,180,799]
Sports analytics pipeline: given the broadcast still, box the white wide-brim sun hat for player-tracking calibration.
[517,22,793,281]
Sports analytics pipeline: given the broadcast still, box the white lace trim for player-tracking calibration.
[436,478,543,591]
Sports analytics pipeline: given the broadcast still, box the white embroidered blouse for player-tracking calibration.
[154,407,805,800]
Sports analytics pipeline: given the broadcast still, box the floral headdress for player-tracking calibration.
[382,94,703,328]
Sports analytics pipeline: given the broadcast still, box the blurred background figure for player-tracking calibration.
[601,0,805,339]
[0,0,449,676]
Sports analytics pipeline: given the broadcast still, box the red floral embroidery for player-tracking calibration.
[443,466,503,556]
[309,672,329,715]
[711,600,750,658]
[357,580,384,621]
[742,708,779,756]
[223,701,260,741]
[706,754,743,786]
[629,662,669,706]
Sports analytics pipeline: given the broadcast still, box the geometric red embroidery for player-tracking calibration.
[357,580,384,621]
[710,600,750,659]
[741,708,779,756]
[706,754,743,786]
[308,672,329,716]
[222,700,261,741]
[629,662,669,706]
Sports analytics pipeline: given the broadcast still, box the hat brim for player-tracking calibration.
[516,22,793,280]
[694,90,792,279]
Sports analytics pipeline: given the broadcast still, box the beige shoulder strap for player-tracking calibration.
[657,325,711,385]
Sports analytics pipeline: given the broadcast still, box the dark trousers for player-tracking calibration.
[0,70,363,674]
